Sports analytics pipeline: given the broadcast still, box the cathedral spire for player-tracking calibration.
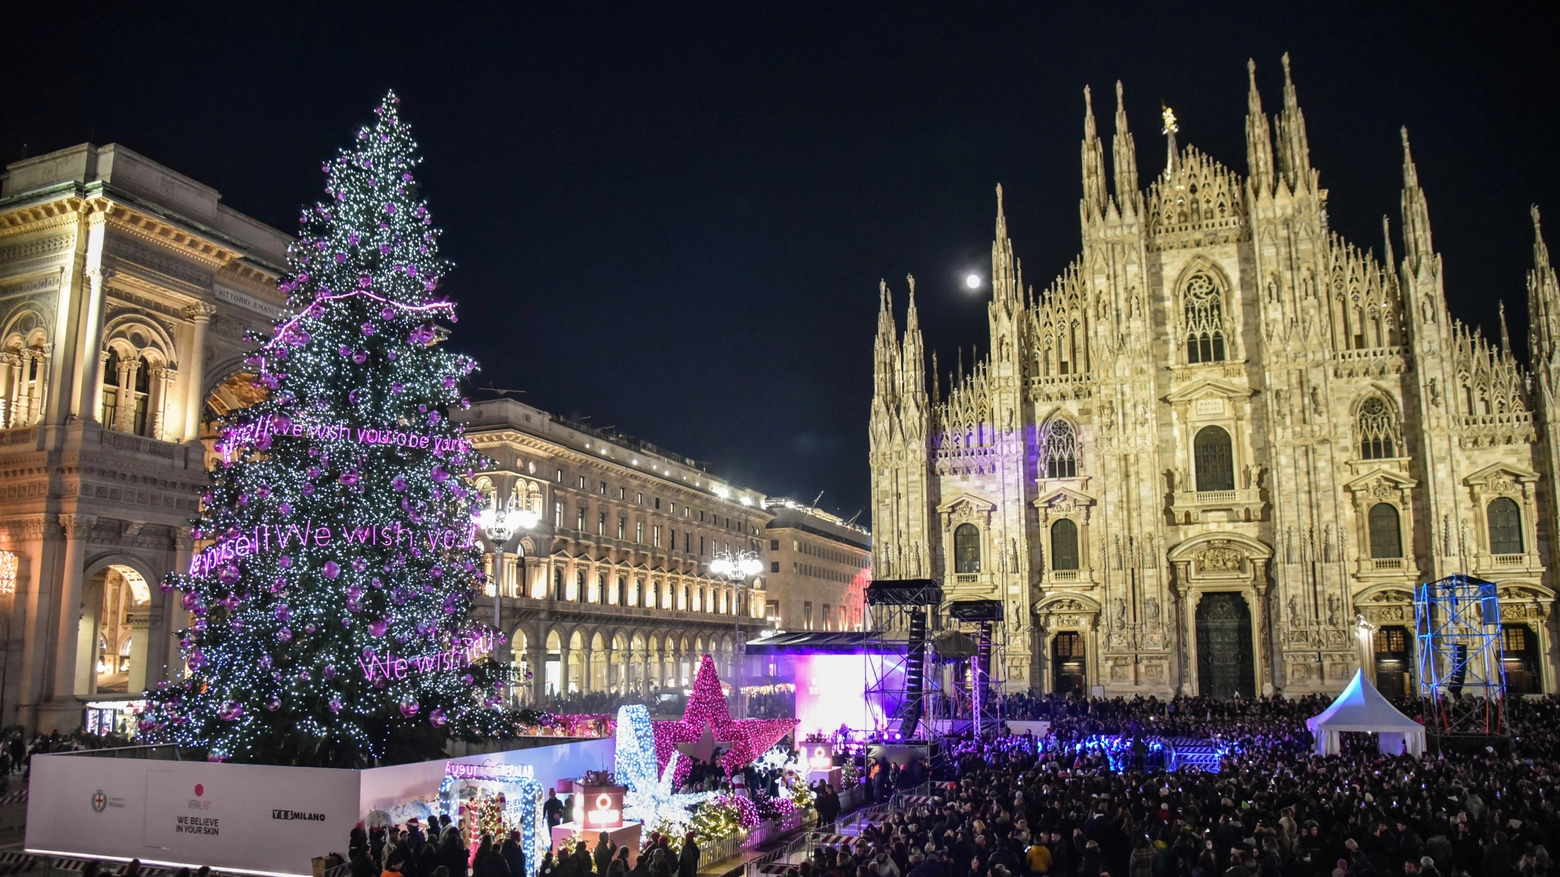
[1161,103,1180,177]
[1275,52,1312,192]
[1112,81,1139,202]
[1400,127,1436,273]
[1381,215,1397,277]
[874,279,900,404]
[1245,59,1275,196]
[1500,300,1512,352]
[1081,85,1108,217]
[992,184,1018,304]
[904,273,923,396]
[1529,205,1560,366]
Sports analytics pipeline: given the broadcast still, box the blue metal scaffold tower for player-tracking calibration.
[1414,574,1509,749]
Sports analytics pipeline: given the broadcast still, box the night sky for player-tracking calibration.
[7,3,1558,526]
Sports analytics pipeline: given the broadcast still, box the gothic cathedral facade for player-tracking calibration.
[868,56,1558,698]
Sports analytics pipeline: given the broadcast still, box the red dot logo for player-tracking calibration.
[194,784,204,797]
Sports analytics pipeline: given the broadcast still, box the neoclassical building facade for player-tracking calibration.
[459,399,774,705]
[869,57,1559,699]
[0,143,289,732]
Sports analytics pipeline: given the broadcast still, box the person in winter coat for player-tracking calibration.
[596,833,616,877]
[679,834,702,877]
[502,836,527,877]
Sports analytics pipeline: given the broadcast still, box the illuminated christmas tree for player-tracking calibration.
[140,92,494,766]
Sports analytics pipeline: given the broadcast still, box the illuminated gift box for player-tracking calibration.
[801,742,841,787]
[572,783,627,829]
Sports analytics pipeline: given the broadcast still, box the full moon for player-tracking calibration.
[965,273,981,289]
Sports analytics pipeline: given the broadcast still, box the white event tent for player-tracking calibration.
[1306,669,1426,756]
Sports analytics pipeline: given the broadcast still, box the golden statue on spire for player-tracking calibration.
[1161,105,1179,135]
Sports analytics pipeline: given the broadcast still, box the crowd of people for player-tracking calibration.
[795,695,1559,877]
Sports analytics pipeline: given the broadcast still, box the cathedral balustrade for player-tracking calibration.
[1168,486,1263,524]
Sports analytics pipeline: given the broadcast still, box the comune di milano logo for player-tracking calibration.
[273,809,326,822]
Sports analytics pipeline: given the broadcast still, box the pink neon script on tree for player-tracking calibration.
[187,520,478,578]
[358,630,496,681]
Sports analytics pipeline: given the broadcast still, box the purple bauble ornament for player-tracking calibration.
[278,627,293,643]
[267,697,281,712]
[369,619,387,637]
[323,561,341,579]
[329,697,342,714]
[399,699,419,717]
[429,707,447,728]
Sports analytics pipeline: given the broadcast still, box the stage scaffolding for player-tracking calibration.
[948,600,1005,738]
[864,578,943,740]
[1414,574,1509,748]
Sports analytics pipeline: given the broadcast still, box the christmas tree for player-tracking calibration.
[140,92,495,766]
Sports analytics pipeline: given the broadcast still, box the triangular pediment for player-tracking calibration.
[1344,468,1418,493]
[936,492,996,515]
[1462,462,1539,486]
[1164,378,1253,404]
[1031,485,1097,509]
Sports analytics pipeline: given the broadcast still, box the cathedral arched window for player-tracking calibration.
[1183,273,1227,364]
[553,568,566,601]
[1368,503,1402,559]
[1357,397,1400,460]
[1050,519,1080,571]
[953,523,981,574]
[1487,497,1524,555]
[1041,420,1078,479]
[1193,426,1235,492]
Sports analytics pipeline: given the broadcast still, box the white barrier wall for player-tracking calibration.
[27,737,615,877]
[28,754,359,876]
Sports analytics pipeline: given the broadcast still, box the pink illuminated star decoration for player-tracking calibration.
[653,654,799,782]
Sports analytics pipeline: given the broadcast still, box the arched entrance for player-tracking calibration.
[1372,626,1413,699]
[1051,632,1086,695]
[1195,593,1255,699]
[76,564,153,696]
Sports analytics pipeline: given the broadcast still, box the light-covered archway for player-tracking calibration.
[76,562,155,696]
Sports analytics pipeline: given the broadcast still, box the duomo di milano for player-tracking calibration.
[869,56,1559,700]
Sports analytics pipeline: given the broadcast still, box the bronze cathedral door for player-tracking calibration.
[1196,592,1255,699]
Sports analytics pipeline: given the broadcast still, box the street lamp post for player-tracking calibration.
[477,492,539,698]
[709,548,763,718]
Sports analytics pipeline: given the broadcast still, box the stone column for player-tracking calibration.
[113,357,139,433]
[602,645,615,691]
[51,514,95,699]
[25,348,51,425]
[0,352,14,427]
[91,351,111,425]
[527,646,545,705]
[149,367,175,441]
[181,304,216,442]
[74,268,113,422]
[558,646,572,695]
[127,610,151,693]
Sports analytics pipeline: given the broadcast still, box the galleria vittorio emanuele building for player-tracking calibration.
[869,56,1558,699]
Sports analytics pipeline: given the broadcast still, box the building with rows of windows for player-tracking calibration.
[761,498,871,634]
[869,57,1556,699]
[0,143,288,732]
[458,398,777,703]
